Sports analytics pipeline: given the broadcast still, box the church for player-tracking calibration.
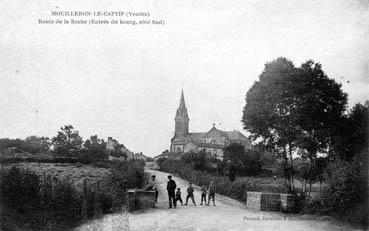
[170,91,252,160]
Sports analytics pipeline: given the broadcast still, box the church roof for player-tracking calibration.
[202,126,249,141]
[224,130,248,140]
[204,126,228,139]
[188,132,206,140]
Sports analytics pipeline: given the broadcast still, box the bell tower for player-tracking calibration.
[175,90,189,136]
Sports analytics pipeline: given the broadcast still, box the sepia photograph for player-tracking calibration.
[1,0,368,230]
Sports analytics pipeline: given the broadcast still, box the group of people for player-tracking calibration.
[146,174,216,209]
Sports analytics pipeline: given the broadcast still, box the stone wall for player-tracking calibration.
[280,193,296,213]
[246,192,297,212]
[127,189,156,211]
[246,192,281,211]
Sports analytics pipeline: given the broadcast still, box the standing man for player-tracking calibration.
[166,175,177,208]
[145,175,158,204]
[207,181,216,206]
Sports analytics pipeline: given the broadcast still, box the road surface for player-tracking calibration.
[76,168,358,231]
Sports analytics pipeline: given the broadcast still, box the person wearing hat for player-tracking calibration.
[166,175,177,208]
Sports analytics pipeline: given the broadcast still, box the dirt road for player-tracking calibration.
[76,169,358,231]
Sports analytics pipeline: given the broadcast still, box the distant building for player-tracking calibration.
[170,90,252,160]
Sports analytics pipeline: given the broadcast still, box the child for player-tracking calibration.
[175,188,183,206]
[207,181,216,206]
[200,185,207,205]
[184,182,196,205]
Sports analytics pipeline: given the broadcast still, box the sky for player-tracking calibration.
[1,0,368,157]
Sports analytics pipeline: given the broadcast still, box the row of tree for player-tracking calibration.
[0,125,129,160]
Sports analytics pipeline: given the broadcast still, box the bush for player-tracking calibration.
[111,159,145,189]
[320,161,368,227]
[1,160,146,230]
[1,166,41,213]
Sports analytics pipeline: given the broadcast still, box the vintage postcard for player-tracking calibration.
[0,0,368,230]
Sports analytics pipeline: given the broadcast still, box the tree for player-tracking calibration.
[222,143,261,178]
[331,103,368,161]
[0,137,51,154]
[82,135,108,160]
[52,125,83,156]
[294,60,347,196]
[242,58,347,193]
[24,136,51,154]
[242,57,301,192]
[181,151,208,171]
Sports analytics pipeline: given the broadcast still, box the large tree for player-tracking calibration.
[242,57,347,193]
[293,60,347,195]
[52,125,83,156]
[242,57,301,191]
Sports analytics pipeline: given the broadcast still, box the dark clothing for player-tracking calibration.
[200,185,207,205]
[187,186,194,194]
[201,193,206,205]
[208,184,216,194]
[185,186,196,205]
[175,190,181,198]
[185,193,196,205]
[168,191,176,208]
[207,192,215,206]
[207,184,216,206]
[175,191,183,205]
[167,179,177,192]
[167,179,177,208]
[154,189,158,203]
[175,197,183,205]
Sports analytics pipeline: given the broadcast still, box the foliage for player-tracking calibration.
[320,160,368,227]
[242,57,347,193]
[110,159,145,190]
[24,136,51,154]
[52,125,83,156]
[80,135,108,161]
[223,144,262,179]
[0,166,81,230]
[0,160,145,230]
[331,103,368,161]
[181,151,210,171]
[0,136,51,155]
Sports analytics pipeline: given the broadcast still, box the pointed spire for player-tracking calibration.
[179,89,186,108]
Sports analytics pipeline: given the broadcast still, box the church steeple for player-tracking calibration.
[175,90,189,136]
[179,90,186,108]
